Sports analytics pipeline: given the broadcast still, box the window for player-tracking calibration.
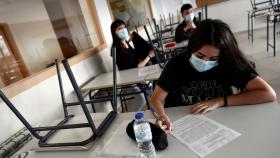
[0,0,104,88]
[107,0,153,30]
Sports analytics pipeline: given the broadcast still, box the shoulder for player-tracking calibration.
[163,52,190,71]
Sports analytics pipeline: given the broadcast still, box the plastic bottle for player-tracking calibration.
[133,112,157,158]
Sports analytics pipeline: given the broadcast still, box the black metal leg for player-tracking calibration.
[251,12,254,43]
[273,15,276,57]
[88,90,96,113]
[267,14,269,51]
[248,11,251,40]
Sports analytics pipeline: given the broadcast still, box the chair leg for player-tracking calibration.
[88,90,96,113]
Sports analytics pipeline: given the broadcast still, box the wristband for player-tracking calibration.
[223,94,228,107]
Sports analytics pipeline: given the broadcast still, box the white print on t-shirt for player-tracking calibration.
[181,80,224,105]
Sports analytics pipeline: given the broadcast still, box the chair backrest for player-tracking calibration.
[143,25,166,68]
[250,0,271,10]
[270,0,280,12]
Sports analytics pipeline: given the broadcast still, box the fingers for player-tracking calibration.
[191,103,210,114]
[156,115,172,133]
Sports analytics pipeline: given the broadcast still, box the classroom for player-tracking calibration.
[0,0,279,157]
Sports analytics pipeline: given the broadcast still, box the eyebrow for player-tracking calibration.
[197,51,219,58]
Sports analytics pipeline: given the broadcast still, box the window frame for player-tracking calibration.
[1,0,107,98]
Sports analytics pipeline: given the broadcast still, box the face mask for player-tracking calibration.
[117,28,129,40]
[189,54,218,72]
[185,12,194,22]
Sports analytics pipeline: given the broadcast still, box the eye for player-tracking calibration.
[195,54,204,59]
[209,57,219,61]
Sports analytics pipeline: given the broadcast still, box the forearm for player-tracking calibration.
[137,56,151,68]
[227,89,276,106]
[150,99,166,116]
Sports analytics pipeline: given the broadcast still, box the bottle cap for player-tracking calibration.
[135,112,144,119]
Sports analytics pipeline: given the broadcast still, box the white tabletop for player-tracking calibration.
[14,102,280,158]
[80,64,162,91]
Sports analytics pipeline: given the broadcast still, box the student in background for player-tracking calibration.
[110,19,156,70]
[175,3,198,43]
[150,19,276,133]
[111,19,155,111]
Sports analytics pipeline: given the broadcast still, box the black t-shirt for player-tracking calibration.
[157,52,257,107]
[175,17,199,43]
[115,32,155,70]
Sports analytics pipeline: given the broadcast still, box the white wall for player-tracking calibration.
[94,0,114,45]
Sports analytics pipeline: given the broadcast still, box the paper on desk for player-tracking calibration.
[138,65,160,77]
[171,115,241,157]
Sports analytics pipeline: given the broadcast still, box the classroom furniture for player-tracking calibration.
[266,0,280,56]
[80,64,161,112]
[14,101,280,158]
[0,59,117,147]
[248,0,272,43]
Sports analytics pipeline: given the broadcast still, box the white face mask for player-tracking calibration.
[117,28,129,40]
[185,12,194,22]
[189,54,218,72]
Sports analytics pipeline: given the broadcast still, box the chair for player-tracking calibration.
[144,25,167,68]
[55,59,115,113]
[266,0,280,56]
[0,59,117,147]
[248,0,272,42]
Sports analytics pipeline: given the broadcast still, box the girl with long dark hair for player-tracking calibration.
[110,19,155,70]
[149,19,276,133]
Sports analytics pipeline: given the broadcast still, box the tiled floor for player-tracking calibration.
[235,27,280,103]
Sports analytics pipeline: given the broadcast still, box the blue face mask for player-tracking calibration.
[189,54,218,72]
[185,12,194,22]
[117,28,129,40]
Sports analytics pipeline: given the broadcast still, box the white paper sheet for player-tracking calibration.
[171,115,241,157]
[138,65,161,77]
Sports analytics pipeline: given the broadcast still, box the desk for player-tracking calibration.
[80,64,162,112]
[164,40,188,52]
[15,102,280,158]
[81,64,162,92]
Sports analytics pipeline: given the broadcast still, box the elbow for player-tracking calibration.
[268,89,277,102]
[264,88,277,102]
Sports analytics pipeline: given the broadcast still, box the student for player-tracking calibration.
[175,3,198,43]
[110,19,156,70]
[150,19,276,132]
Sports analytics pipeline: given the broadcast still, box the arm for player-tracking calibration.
[149,85,172,133]
[137,50,155,68]
[191,76,277,114]
[175,22,195,43]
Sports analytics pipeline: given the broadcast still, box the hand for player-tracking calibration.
[148,51,155,58]
[155,114,172,133]
[190,97,224,114]
[184,22,196,31]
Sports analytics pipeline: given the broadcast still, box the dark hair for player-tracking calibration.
[111,19,126,46]
[186,19,256,75]
[181,3,193,13]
